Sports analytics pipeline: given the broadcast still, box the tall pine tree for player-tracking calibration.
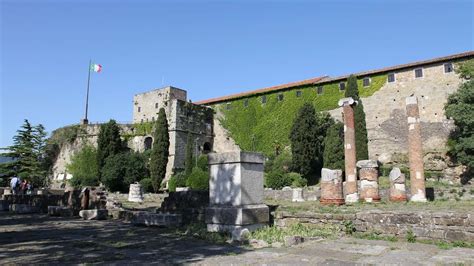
[150,108,170,192]
[97,119,123,178]
[323,122,345,170]
[345,75,369,161]
[290,103,333,183]
[0,119,49,186]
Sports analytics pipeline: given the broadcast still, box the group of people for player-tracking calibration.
[10,176,33,195]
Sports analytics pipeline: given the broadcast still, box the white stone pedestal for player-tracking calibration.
[206,151,269,234]
[128,183,144,203]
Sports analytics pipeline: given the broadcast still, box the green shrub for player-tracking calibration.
[101,152,149,192]
[197,155,209,171]
[265,171,292,189]
[406,229,416,243]
[288,172,307,187]
[271,150,292,173]
[139,178,154,193]
[168,172,187,192]
[186,167,209,191]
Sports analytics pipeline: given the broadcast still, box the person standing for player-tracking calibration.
[10,176,20,195]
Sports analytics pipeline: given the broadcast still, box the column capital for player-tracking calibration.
[338,97,358,107]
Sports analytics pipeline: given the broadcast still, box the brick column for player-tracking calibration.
[405,96,427,202]
[356,160,380,203]
[338,97,359,203]
[320,168,344,205]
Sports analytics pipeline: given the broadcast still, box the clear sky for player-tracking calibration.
[1,0,473,147]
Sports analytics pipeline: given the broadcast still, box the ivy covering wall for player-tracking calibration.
[217,74,387,155]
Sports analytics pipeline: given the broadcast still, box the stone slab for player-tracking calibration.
[208,151,264,165]
[131,212,182,227]
[205,204,269,225]
[356,160,378,168]
[9,204,40,214]
[47,206,73,217]
[79,209,108,220]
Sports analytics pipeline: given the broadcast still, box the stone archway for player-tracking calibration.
[202,142,212,154]
[144,137,153,151]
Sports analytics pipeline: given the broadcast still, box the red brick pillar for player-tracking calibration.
[320,168,344,205]
[356,160,380,203]
[405,96,427,202]
[338,97,359,203]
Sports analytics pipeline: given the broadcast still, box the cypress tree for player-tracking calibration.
[97,119,123,178]
[323,122,345,170]
[184,131,194,177]
[150,108,170,192]
[290,103,333,183]
[345,75,369,160]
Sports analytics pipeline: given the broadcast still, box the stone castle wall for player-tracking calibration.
[133,86,187,124]
[328,61,462,165]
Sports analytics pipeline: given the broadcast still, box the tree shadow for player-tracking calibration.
[0,213,248,264]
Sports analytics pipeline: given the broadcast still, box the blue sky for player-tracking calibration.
[1,0,472,147]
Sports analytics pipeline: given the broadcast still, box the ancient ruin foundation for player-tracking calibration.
[320,168,345,205]
[357,160,380,202]
[338,97,359,203]
[389,167,407,202]
[405,96,427,202]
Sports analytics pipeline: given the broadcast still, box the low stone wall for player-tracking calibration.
[2,195,66,213]
[264,188,319,201]
[160,191,209,223]
[275,210,474,242]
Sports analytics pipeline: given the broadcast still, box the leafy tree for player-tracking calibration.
[0,119,49,187]
[168,172,187,192]
[150,108,170,192]
[196,154,209,171]
[184,132,194,177]
[97,119,123,178]
[101,152,149,192]
[445,60,474,183]
[323,121,345,171]
[345,75,369,161]
[67,145,99,187]
[289,103,333,183]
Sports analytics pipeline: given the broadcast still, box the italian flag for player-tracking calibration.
[90,63,102,73]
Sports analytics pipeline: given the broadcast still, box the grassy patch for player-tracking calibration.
[250,223,339,244]
[417,239,474,249]
[175,223,230,244]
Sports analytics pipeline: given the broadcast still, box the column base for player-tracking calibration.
[345,193,359,203]
[390,195,407,202]
[320,198,345,205]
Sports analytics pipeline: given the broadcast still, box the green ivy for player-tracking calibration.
[218,75,386,155]
[133,122,154,136]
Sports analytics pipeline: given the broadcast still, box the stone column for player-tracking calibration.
[405,96,427,202]
[320,168,345,205]
[206,151,269,234]
[338,97,359,203]
[356,160,380,203]
[80,187,89,210]
[389,167,407,202]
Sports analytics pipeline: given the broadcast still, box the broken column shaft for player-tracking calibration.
[320,168,345,205]
[405,96,427,202]
[338,97,359,203]
[356,160,380,202]
[389,167,407,202]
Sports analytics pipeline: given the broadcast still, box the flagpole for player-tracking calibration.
[83,59,91,125]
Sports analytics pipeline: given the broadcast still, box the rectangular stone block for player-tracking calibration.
[205,204,269,225]
[48,206,73,217]
[209,151,265,206]
[131,212,182,227]
[9,204,40,214]
[79,209,108,220]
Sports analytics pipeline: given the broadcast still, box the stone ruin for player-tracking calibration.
[320,95,428,204]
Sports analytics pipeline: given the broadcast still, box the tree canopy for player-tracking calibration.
[150,108,170,192]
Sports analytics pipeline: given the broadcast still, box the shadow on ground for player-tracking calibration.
[0,212,246,264]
